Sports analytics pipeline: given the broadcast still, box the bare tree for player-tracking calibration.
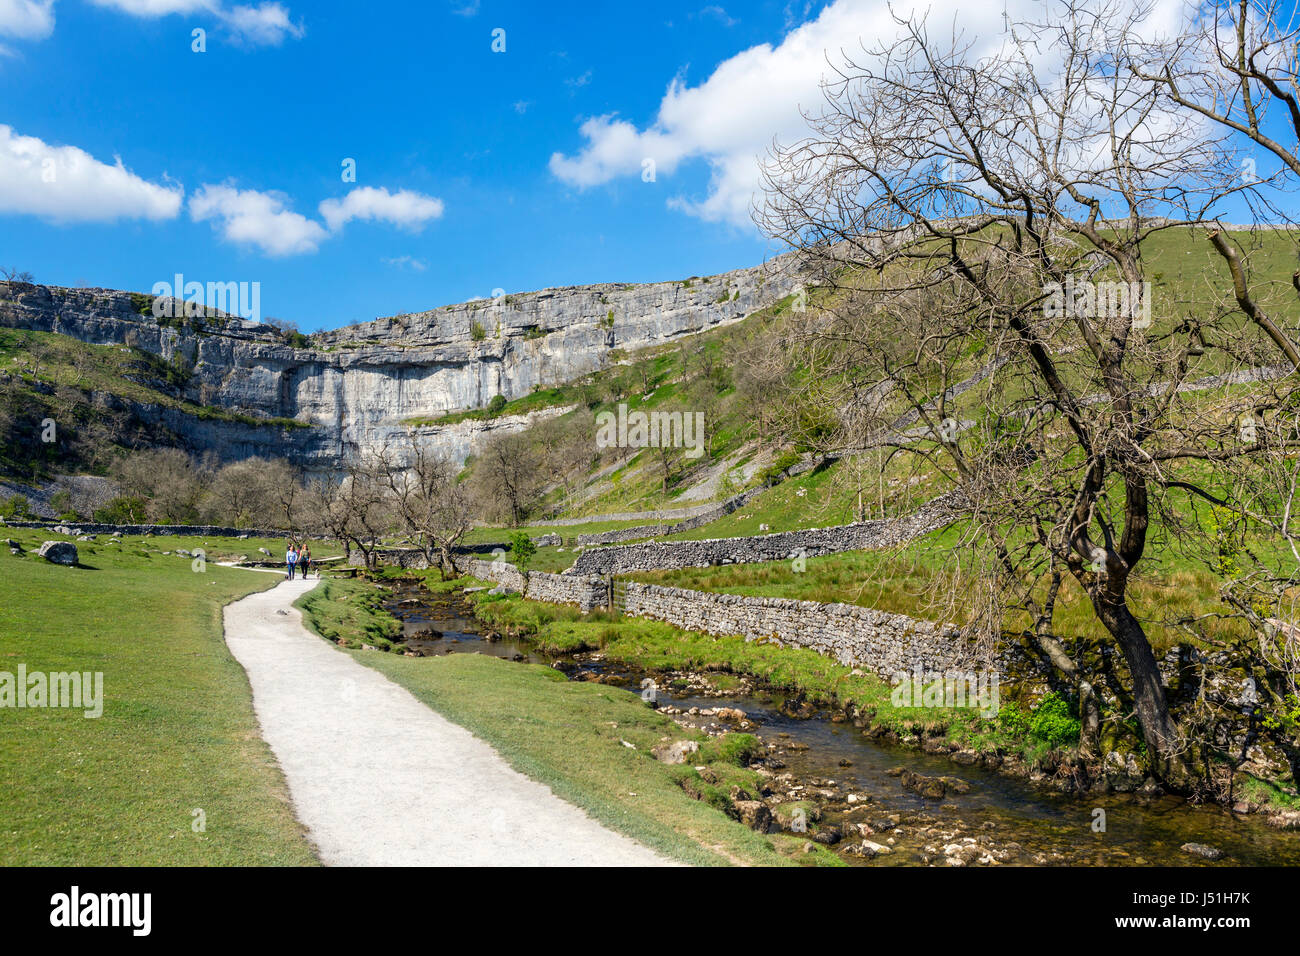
[756,0,1296,784]
[204,457,268,528]
[470,431,543,527]
[307,455,393,567]
[115,448,206,524]
[376,443,473,575]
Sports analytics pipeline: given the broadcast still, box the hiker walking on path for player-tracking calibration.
[300,545,312,579]
[286,543,299,580]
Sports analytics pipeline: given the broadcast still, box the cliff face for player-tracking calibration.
[0,254,801,471]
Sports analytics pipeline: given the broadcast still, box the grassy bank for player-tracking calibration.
[296,576,402,651]
[0,529,316,865]
[465,589,1065,759]
[629,521,1265,656]
[295,573,842,866]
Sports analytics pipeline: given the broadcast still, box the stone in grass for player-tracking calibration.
[1180,842,1224,861]
[733,800,772,832]
[37,541,78,566]
[651,740,699,764]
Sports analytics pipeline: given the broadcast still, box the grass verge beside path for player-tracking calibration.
[0,529,317,865]
[296,574,842,867]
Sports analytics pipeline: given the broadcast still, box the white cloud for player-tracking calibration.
[190,184,443,255]
[695,5,737,27]
[0,0,55,39]
[90,0,302,46]
[189,183,326,256]
[565,69,592,90]
[549,0,1192,226]
[319,186,444,233]
[89,0,215,15]
[383,255,428,272]
[0,124,182,222]
[218,3,302,45]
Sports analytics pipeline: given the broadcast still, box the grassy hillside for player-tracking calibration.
[0,328,307,481]
[458,226,1299,534]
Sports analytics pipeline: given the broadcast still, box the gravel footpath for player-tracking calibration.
[223,575,673,866]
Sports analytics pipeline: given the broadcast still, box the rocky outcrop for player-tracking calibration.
[0,255,803,472]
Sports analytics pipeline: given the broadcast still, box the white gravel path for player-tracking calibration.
[223,575,673,866]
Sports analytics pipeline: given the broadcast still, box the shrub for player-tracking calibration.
[0,494,31,519]
[757,450,802,486]
[486,394,507,415]
[93,495,148,524]
[48,489,73,515]
[470,320,486,341]
[508,530,537,570]
[1028,693,1081,747]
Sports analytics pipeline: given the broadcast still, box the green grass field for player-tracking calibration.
[0,529,316,865]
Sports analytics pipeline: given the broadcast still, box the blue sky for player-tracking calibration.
[0,0,830,330]
[0,0,1292,331]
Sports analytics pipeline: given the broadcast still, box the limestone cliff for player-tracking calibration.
[0,253,803,471]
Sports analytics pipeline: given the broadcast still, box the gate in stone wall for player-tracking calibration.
[609,577,629,613]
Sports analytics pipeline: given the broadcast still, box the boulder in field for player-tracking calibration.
[37,541,78,566]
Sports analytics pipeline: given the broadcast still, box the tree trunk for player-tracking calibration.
[1078,679,1101,758]
[1095,598,1182,775]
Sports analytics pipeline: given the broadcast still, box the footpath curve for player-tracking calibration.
[223,575,673,866]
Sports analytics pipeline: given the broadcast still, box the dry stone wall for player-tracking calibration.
[458,558,607,612]
[1,519,299,539]
[624,582,1007,679]
[451,554,1003,680]
[567,492,959,575]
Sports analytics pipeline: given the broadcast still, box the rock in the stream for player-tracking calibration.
[899,770,949,800]
[1180,842,1224,861]
[845,840,892,859]
[37,541,78,566]
[812,826,842,846]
